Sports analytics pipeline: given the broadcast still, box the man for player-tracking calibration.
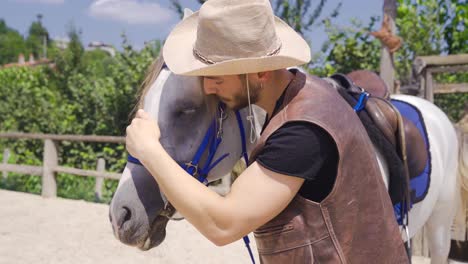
[126,0,408,263]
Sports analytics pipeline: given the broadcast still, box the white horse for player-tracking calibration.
[109,12,461,264]
[108,62,462,263]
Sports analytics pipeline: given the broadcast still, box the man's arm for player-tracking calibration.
[141,144,304,246]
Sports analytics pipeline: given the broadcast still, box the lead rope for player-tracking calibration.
[235,108,256,264]
[245,75,257,144]
[243,75,257,263]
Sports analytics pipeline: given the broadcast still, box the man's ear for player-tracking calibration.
[257,71,271,82]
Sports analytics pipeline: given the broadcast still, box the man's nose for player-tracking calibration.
[203,81,217,95]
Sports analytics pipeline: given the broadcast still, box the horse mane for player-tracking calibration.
[129,54,166,119]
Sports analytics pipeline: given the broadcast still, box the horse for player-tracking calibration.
[109,12,461,264]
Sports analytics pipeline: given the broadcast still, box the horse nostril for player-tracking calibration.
[123,206,132,223]
[116,206,133,230]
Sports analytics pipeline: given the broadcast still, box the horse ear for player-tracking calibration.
[183,8,194,20]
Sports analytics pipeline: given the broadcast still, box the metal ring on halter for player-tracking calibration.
[184,161,199,176]
[160,202,184,221]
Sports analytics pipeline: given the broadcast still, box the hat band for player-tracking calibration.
[192,42,283,65]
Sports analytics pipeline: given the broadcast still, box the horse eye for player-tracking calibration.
[182,108,196,115]
[175,107,197,117]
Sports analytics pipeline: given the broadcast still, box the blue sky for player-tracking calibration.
[0,0,383,52]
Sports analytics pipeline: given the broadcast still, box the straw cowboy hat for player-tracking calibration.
[163,0,311,76]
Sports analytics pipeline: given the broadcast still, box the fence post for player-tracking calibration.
[2,148,10,180]
[425,71,434,102]
[95,158,105,202]
[42,139,58,198]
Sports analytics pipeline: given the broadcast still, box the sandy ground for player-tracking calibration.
[0,189,450,264]
[0,190,258,264]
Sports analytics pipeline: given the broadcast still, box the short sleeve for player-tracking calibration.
[256,121,338,181]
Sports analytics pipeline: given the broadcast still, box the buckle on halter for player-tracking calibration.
[161,202,184,221]
[184,161,199,176]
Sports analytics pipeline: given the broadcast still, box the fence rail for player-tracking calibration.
[413,54,468,102]
[0,132,125,143]
[0,132,125,200]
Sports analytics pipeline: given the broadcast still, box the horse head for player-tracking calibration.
[108,50,261,249]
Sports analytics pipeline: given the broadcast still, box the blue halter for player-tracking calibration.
[127,103,255,264]
[180,103,230,183]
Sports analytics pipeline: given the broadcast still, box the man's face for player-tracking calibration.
[202,74,262,110]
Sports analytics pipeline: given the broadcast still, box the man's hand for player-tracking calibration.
[126,109,161,162]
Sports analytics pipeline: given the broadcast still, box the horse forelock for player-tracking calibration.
[138,56,218,122]
[130,55,166,119]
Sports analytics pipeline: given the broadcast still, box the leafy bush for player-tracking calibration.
[0,38,161,203]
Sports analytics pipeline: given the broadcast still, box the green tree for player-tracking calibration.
[25,14,50,59]
[0,19,27,65]
[0,19,9,34]
[81,49,113,77]
[65,23,84,68]
[396,0,467,122]
[312,0,467,121]
[52,23,84,84]
[273,0,341,35]
[310,17,381,76]
[393,0,466,82]
[439,0,468,54]
[313,0,467,80]
[0,34,161,201]
[395,0,446,83]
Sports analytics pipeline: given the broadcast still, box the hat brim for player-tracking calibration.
[163,11,311,76]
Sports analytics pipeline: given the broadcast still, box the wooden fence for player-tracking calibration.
[413,54,468,101]
[0,132,125,201]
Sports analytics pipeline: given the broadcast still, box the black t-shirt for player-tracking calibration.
[256,85,339,202]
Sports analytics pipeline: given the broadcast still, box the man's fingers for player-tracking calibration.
[136,109,151,120]
[135,109,144,118]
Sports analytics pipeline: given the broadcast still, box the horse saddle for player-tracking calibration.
[328,72,428,181]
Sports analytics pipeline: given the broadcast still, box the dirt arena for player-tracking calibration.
[0,189,434,264]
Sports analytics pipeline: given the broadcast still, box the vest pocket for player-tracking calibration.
[254,220,309,255]
[255,226,344,263]
[254,223,294,237]
[257,244,314,264]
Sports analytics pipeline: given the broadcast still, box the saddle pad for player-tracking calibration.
[391,99,432,224]
[391,99,432,203]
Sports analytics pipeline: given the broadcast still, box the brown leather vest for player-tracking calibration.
[250,71,408,264]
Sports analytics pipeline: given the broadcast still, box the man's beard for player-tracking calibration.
[227,80,262,110]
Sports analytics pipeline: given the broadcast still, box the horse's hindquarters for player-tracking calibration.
[392,95,459,263]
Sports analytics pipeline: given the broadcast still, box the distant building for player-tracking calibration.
[53,36,70,50]
[1,53,54,69]
[87,41,116,57]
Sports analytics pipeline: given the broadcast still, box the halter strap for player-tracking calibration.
[127,154,142,165]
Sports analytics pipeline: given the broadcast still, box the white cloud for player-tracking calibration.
[13,0,64,4]
[88,0,173,25]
